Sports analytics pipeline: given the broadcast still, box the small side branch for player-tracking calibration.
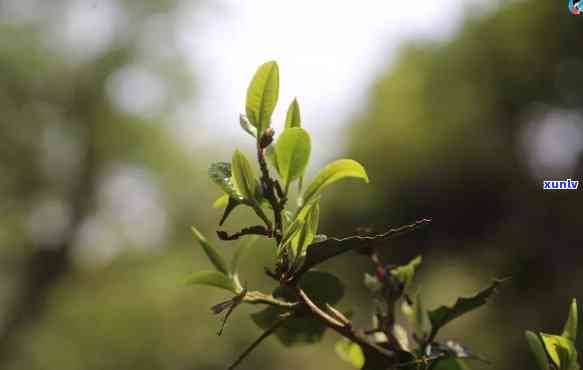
[228,314,291,370]
[242,291,298,309]
[217,226,270,241]
[294,287,396,361]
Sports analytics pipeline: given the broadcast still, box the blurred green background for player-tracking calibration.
[0,1,582,369]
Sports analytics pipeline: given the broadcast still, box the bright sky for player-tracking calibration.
[177,0,496,161]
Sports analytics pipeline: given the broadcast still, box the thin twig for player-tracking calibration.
[217,226,270,241]
[242,291,298,308]
[295,287,396,360]
[296,288,345,328]
[227,314,291,370]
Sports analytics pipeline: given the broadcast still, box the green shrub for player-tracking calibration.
[186,61,578,370]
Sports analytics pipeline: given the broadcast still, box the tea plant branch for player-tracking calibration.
[193,62,513,370]
[256,135,285,244]
[242,287,397,362]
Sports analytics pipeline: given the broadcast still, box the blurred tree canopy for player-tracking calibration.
[0,0,232,369]
[323,2,583,369]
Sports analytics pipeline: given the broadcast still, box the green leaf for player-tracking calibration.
[285,98,301,128]
[290,201,320,262]
[428,278,507,340]
[293,220,431,279]
[250,271,345,346]
[278,218,304,255]
[212,194,229,209]
[301,159,369,207]
[414,293,432,341]
[562,299,578,342]
[191,226,229,275]
[231,149,257,202]
[184,270,237,293]
[275,127,311,191]
[239,114,257,137]
[526,331,551,370]
[540,333,579,370]
[335,339,365,369]
[391,255,422,288]
[208,162,243,200]
[246,61,279,134]
[265,144,280,175]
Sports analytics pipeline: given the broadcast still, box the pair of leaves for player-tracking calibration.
[526,299,579,370]
[250,271,345,346]
[185,227,257,294]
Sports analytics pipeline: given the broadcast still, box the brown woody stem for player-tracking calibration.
[256,140,284,244]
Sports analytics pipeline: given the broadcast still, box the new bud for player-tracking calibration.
[259,128,275,148]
